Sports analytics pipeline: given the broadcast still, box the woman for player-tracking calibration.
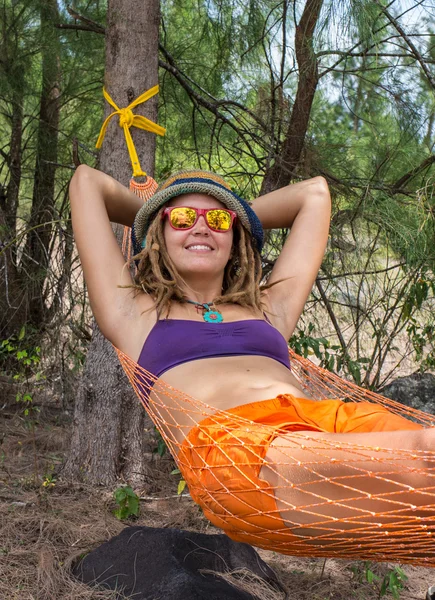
[70,166,434,558]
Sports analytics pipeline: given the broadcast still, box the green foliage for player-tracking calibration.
[350,562,408,599]
[290,324,337,366]
[41,474,56,489]
[153,427,167,457]
[379,566,408,600]
[403,277,431,320]
[1,325,41,374]
[1,326,45,424]
[171,468,187,495]
[400,272,435,371]
[407,321,435,371]
[113,485,140,520]
[290,324,371,385]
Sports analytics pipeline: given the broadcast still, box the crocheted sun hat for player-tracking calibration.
[131,170,264,256]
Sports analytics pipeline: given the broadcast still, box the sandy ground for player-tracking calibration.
[1,405,434,600]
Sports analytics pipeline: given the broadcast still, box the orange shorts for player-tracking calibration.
[177,394,422,552]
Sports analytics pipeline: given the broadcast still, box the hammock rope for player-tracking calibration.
[96,85,166,178]
[95,85,161,252]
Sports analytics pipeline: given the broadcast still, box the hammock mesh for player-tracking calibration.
[117,347,435,566]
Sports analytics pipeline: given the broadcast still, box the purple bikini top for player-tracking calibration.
[137,318,291,380]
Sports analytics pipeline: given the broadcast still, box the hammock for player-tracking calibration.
[97,87,435,565]
[115,346,435,566]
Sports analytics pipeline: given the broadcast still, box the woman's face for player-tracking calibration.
[163,194,234,279]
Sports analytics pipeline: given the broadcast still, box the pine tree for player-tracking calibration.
[62,0,160,485]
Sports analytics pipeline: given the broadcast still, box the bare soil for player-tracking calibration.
[1,404,434,600]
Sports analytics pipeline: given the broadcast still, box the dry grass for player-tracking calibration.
[1,405,434,600]
[200,567,288,599]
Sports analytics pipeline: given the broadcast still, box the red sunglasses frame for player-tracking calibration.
[162,206,237,232]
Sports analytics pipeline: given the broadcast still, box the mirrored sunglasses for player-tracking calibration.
[162,206,237,232]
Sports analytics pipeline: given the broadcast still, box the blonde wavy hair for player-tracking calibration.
[132,206,264,317]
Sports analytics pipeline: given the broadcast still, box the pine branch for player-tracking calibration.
[374,1,435,90]
[159,57,260,156]
[315,279,348,354]
[55,6,105,34]
[157,53,266,162]
[319,30,433,80]
[158,45,267,131]
[66,6,105,34]
[319,51,435,63]
[392,155,435,191]
[0,147,10,165]
[317,262,406,281]
[55,22,103,34]
[316,168,414,197]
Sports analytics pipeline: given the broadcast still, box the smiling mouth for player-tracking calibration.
[185,244,214,251]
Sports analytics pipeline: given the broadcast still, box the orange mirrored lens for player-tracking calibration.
[206,209,232,231]
[170,207,197,228]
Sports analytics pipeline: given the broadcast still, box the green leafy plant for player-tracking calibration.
[171,468,186,495]
[350,562,408,599]
[350,561,379,585]
[15,392,40,422]
[41,474,56,489]
[366,565,380,586]
[113,485,140,520]
[1,325,45,424]
[1,326,42,378]
[290,324,370,384]
[153,427,167,457]
[290,324,335,366]
[402,277,431,320]
[379,566,408,600]
[1,326,47,480]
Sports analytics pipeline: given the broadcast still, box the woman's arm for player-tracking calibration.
[250,176,330,230]
[250,177,331,339]
[69,165,150,344]
[70,164,144,226]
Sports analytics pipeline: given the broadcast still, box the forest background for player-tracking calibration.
[1,0,435,598]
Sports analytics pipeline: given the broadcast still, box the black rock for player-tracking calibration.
[380,372,435,415]
[73,526,284,600]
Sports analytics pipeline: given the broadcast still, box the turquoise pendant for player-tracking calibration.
[185,299,223,323]
[203,309,223,323]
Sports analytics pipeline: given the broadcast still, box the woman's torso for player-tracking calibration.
[121,296,310,441]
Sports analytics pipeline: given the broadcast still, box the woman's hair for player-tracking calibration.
[132,206,263,317]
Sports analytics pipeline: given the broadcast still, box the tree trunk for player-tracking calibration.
[21,0,61,327]
[62,0,160,486]
[0,60,26,338]
[261,0,323,194]
[5,69,24,237]
[0,2,27,337]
